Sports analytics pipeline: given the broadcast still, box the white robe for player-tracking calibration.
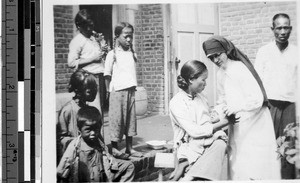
[217,61,281,180]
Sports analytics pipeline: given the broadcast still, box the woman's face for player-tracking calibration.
[209,52,228,69]
[189,70,208,95]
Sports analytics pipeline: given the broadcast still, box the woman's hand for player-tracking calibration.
[213,117,229,133]
[222,105,237,116]
[222,105,241,124]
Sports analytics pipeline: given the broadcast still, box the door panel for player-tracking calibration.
[177,32,195,72]
[177,4,196,24]
[170,3,218,106]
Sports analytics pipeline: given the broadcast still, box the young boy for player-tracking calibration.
[57,106,135,182]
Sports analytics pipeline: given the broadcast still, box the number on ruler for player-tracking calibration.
[9,0,15,2]
[12,150,17,162]
[36,25,40,32]
[7,84,15,90]
[9,143,15,147]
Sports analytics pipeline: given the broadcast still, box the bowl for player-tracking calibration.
[146,140,166,150]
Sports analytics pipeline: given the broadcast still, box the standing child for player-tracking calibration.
[68,9,108,114]
[57,106,135,182]
[57,69,98,159]
[104,22,142,159]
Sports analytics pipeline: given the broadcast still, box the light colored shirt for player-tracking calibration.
[254,41,298,102]
[104,48,137,91]
[68,33,104,74]
[169,91,214,152]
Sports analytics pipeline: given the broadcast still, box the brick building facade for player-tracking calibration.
[54,2,297,114]
[219,1,297,62]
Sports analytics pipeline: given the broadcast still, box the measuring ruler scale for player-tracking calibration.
[2,0,40,182]
[2,0,19,182]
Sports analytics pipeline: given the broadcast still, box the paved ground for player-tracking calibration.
[100,113,229,181]
[102,113,174,151]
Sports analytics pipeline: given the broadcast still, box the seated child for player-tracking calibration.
[57,69,98,162]
[57,106,135,182]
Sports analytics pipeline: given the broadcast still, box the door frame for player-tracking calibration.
[164,3,219,113]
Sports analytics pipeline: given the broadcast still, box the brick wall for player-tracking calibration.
[219,1,297,63]
[54,5,74,93]
[54,4,166,113]
[135,4,165,114]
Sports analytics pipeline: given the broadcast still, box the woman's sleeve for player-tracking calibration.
[169,101,213,138]
[216,71,226,106]
[236,64,264,111]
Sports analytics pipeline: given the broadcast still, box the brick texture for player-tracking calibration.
[219,1,297,63]
[54,4,165,113]
[132,147,173,182]
[54,2,297,113]
[135,4,165,114]
[54,5,75,93]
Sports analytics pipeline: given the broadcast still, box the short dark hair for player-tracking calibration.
[74,9,93,29]
[77,106,102,130]
[272,13,290,27]
[68,69,97,94]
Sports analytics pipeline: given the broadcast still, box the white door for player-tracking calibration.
[169,3,219,106]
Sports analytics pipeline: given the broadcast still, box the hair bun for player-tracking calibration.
[177,75,188,90]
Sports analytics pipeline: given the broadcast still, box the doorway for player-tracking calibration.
[79,5,113,111]
[80,5,113,48]
[169,3,219,107]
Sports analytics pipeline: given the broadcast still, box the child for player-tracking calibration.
[104,22,142,159]
[68,9,109,114]
[57,106,135,182]
[57,69,98,160]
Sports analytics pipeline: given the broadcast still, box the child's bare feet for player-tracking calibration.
[125,149,143,158]
[112,148,130,160]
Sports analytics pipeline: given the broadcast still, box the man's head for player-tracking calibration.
[271,13,292,44]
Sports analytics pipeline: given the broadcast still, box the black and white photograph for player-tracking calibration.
[41,0,300,182]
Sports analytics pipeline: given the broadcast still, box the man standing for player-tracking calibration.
[255,13,298,179]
